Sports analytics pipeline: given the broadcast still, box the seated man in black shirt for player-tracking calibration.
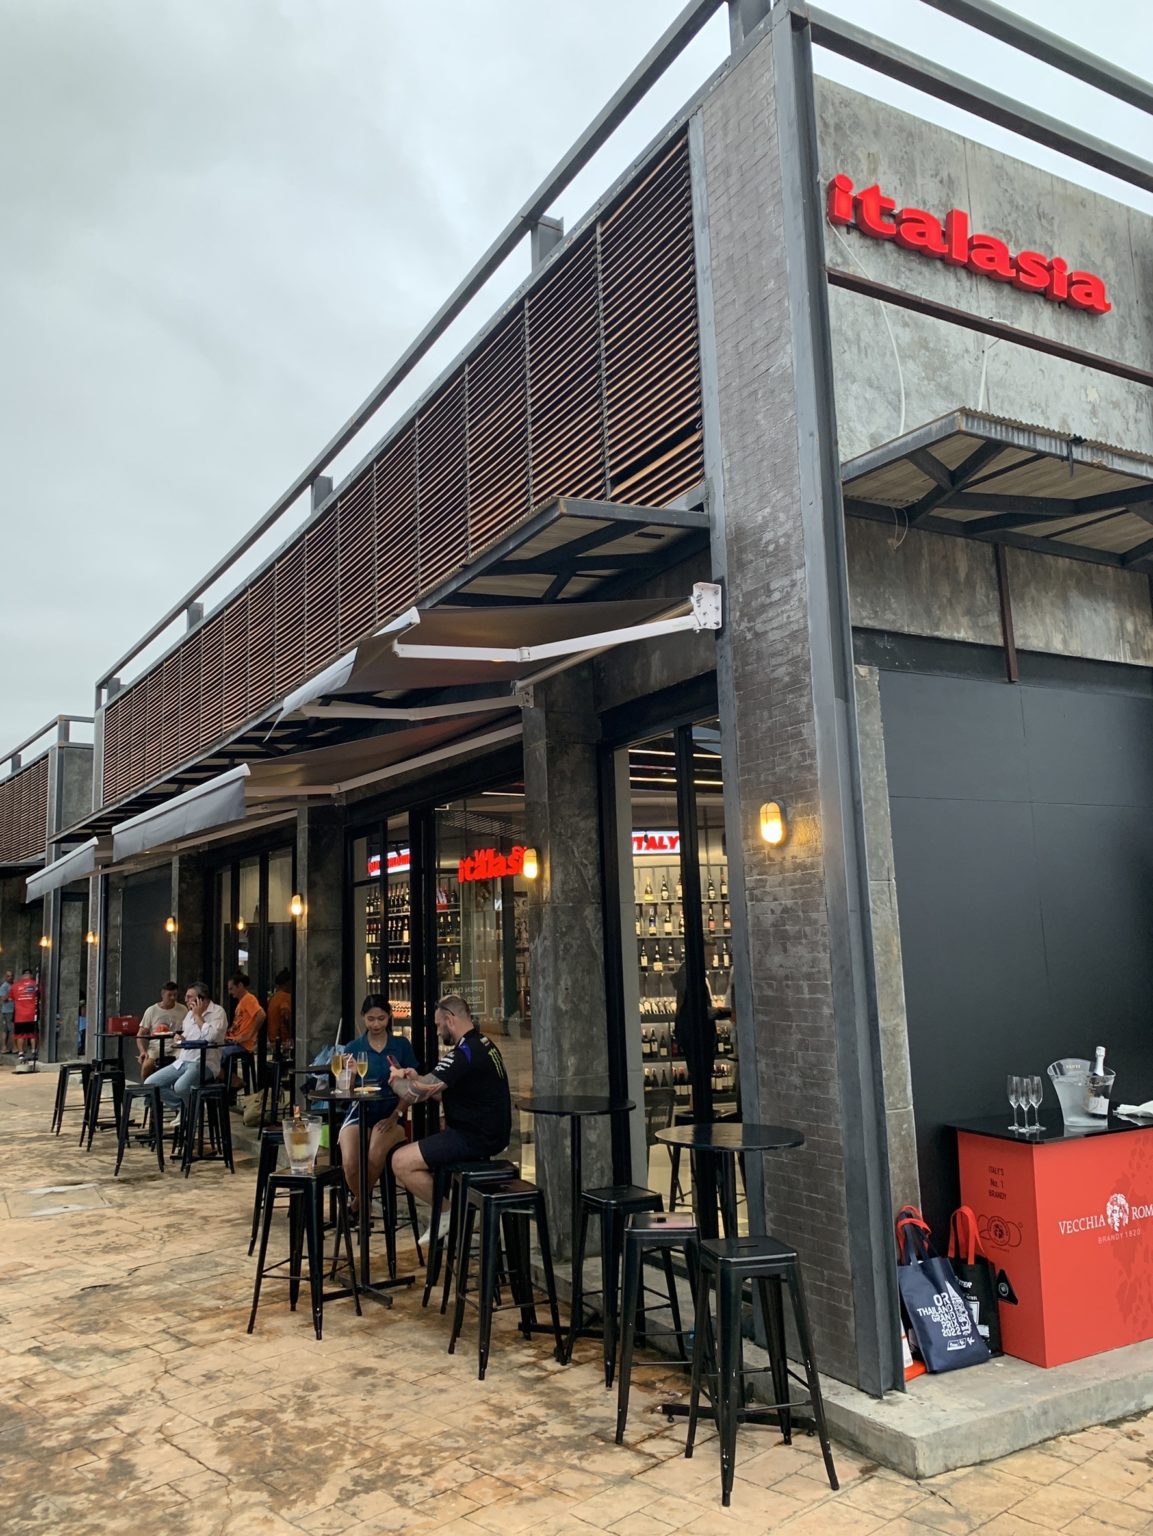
[389,995,512,1238]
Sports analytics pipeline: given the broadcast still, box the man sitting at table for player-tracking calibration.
[146,983,228,1106]
[136,980,185,1080]
[219,971,265,1089]
[389,995,512,1242]
[338,994,419,1214]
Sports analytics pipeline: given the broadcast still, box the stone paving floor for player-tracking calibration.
[5,1068,1153,1536]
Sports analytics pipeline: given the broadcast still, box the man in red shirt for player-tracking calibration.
[11,969,40,1063]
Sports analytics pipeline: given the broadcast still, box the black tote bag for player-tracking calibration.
[948,1205,1003,1356]
[896,1207,991,1374]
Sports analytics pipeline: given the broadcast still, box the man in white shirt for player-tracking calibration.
[146,983,228,1106]
[135,981,185,1080]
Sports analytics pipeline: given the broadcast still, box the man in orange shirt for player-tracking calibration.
[219,971,265,1089]
[265,969,292,1051]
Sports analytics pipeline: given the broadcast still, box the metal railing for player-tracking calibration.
[0,716,95,782]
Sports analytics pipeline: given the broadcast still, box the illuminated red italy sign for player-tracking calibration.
[458,846,526,882]
[366,849,411,878]
[632,831,681,856]
[827,174,1111,316]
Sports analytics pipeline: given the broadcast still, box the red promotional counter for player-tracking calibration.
[955,1117,1153,1367]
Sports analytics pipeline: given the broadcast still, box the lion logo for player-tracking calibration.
[1106,1193,1130,1232]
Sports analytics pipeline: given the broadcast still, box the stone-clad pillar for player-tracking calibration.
[295,805,345,1063]
[524,669,612,1256]
[694,13,898,1391]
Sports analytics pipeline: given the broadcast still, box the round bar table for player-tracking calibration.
[654,1121,804,1425]
[655,1122,805,1241]
[307,1087,411,1305]
[516,1094,635,1352]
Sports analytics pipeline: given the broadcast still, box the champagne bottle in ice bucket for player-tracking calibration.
[1086,1046,1115,1118]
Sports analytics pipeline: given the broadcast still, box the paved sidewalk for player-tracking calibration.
[3,1069,1153,1535]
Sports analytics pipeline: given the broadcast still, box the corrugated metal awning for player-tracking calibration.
[841,411,1153,570]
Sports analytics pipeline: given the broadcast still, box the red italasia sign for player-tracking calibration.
[458,846,526,882]
[827,174,1111,315]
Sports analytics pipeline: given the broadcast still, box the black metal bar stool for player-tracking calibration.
[437,1160,520,1314]
[686,1236,838,1506]
[421,1156,515,1307]
[448,1178,563,1380]
[565,1184,664,1385]
[249,1127,285,1253]
[51,1061,91,1135]
[114,1083,167,1176]
[176,1081,234,1176]
[616,1211,699,1442]
[247,1165,361,1339]
[259,1051,296,1125]
[80,1060,125,1150]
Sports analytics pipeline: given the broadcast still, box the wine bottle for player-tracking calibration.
[647,908,658,936]
[643,875,654,900]
[1088,1046,1110,1116]
[707,875,716,900]
[653,948,664,974]
[663,905,673,935]
[675,876,683,900]
[634,911,641,937]
[707,903,716,933]
[639,944,649,972]
[720,873,728,899]
[660,877,669,902]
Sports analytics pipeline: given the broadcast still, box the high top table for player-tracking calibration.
[306,1087,413,1306]
[655,1122,805,1241]
[516,1094,636,1277]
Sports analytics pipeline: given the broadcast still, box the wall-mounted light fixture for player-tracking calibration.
[164,915,177,935]
[521,847,540,880]
[85,930,98,946]
[289,893,304,918]
[759,800,788,848]
[235,916,246,934]
[38,934,51,949]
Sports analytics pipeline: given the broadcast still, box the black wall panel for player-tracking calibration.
[119,870,172,1019]
[880,669,1153,1232]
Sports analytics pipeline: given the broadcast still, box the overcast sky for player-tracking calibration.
[1,0,1149,760]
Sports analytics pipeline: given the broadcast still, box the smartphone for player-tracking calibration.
[387,1054,399,1070]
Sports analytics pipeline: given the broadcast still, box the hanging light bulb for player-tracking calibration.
[289,893,304,918]
[165,916,177,935]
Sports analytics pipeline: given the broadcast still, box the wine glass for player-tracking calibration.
[1007,1075,1022,1132]
[356,1055,369,1090]
[1028,1074,1043,1132]
[331,1050,344,1079]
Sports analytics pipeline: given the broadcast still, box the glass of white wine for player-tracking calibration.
[356,1055,369,1091]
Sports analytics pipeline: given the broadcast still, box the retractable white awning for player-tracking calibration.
[111,765,251,862]
[275,586,722,723]
[25,836,110,903]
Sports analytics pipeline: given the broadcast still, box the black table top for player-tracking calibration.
[517,1095,635,1117]
[656,1122,805,1153]
[305,1087,385,1105]
[952,1114,1153,1145]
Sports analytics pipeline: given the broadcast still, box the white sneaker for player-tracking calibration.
[416,1208,450,1249]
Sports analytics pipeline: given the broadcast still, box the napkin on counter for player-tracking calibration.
[1115,1102,1153,1119]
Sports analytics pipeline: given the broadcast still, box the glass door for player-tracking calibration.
[620,717,734,1215]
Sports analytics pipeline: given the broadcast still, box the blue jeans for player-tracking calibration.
[148,1058,209,1105]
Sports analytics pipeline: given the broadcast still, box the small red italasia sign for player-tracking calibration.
[827,174,1111,315]
[458,846,526,882]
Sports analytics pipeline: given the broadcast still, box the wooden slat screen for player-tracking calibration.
[0,756,49,865]
[100,133,702,806]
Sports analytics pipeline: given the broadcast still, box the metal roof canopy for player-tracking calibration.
[842,411,1153,572]
[107,722,525,866]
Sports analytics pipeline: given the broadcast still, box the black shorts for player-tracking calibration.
[417,1128,502,1170]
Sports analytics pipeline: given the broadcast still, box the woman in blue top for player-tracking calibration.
[337,994,419,1211]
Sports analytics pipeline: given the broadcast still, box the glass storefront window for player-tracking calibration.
[349,819,414,1045]
[267,849,294,1002]
[435,788,531,1166]
[623,717,740,1227]
[209,845,295,1025]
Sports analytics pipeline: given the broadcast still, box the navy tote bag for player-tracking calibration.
[896,1206,991,1374]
